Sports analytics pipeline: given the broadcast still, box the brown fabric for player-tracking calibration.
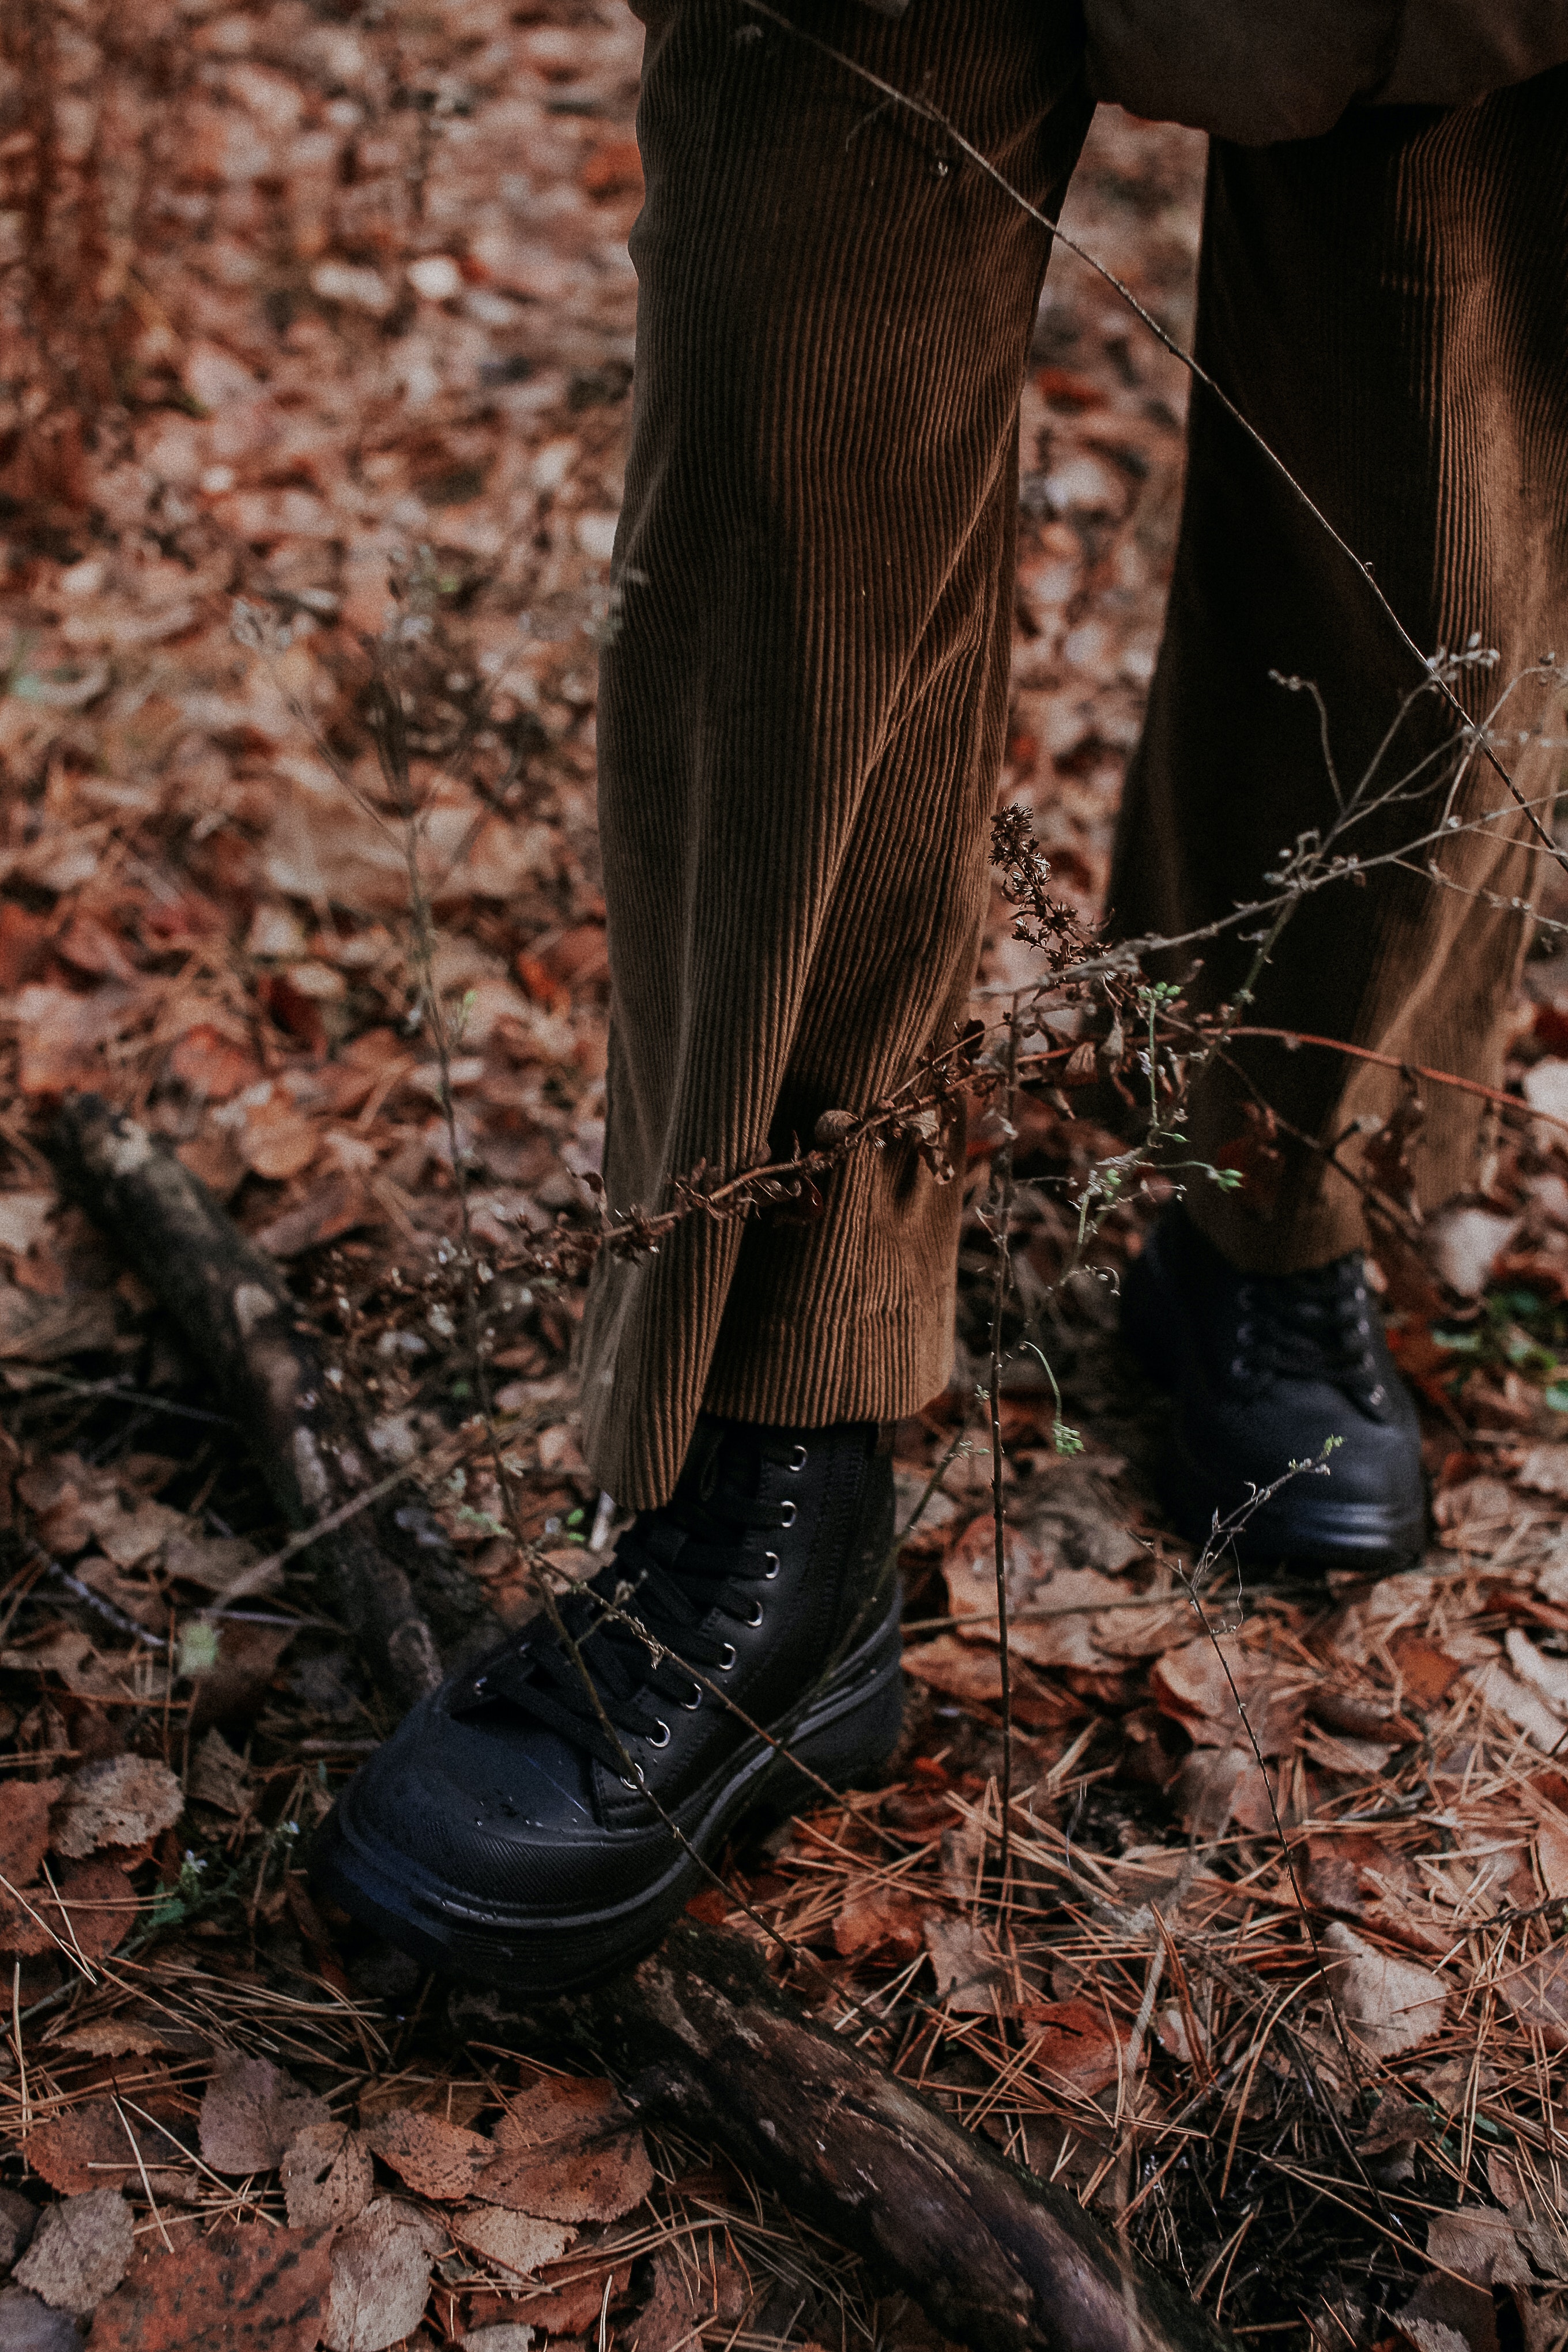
[1109,68,1568,1273]
[1378,0,1568,105]
[1079,0,1568,140]
[580,0,1093,1506]
[584,1,1568,1506]
[1083,0,1401,145]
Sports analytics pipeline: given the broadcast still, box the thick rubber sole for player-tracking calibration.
[310,1593,904,1994]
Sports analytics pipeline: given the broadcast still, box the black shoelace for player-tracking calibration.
[1229,1258,1387,1409]
[455,1447,802,1780]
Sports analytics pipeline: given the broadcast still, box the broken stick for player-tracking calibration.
[538,1926,1233,2352]
[51,1094,499,1709]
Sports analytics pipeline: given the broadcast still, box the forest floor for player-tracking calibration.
[5,7,1568,2352]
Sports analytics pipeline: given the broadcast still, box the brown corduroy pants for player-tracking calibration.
[581,0,1568,1509]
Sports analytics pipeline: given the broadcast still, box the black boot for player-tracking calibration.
[1120,1207,1424,1566]
[311,1415,899,1990]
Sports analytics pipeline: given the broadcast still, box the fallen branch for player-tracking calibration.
[543,1924,1237,2352]
[50,1094,500,1709]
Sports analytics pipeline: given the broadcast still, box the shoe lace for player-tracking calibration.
[454,1437,804,1780]
[1229,1258,1387,1407]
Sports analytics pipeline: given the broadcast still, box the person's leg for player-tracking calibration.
[1114,74,1568,1559]
[581,0,1093,1509]
[314,0,1094,1985]
[1113,74,1568,1265]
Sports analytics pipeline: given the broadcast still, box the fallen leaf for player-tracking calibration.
[922,1914,1004,2013]
[1465,1660,1565,1748]
[0,2285,82,2352]
[199,2051,331,2174]
[280,2121,373,2230]
[1426,1205,1519,1298]
[1427,2209,1533,2289]
[31,1860,138,1962]
[630,2246,746,2352]
[1150,1638,1304,1755]
[1322,1923,1448,2055]
[323,2198,444,2352]
[831,1885,928,1963]
[86,2223,334,2350]
[24,2105,134,2197]
[55,2021,171,2060]
[448,2204,573,2282]
[53,1758,184,1860]
[479,2079,652,2224]
[365,2108,492,2202]
[0,1778,63,1946]
[1514,1442,1568,1498]
[1497,1943,1568,2048]
[14,2192,133,2317]
[0,2189,36,2267]
[1394,2270,1500,2352]
[1020,1999,1124,2095]
[186,1730,251,1816]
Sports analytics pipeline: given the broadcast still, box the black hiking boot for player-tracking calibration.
[311,1415,900,1991]
[1120,1207,1424,1567]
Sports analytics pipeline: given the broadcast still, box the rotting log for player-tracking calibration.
[494,1925,1235,2352]
[54,1097,1232,2352]
[50,1093,500,1709]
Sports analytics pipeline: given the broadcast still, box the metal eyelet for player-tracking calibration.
[646,1720,671,1748]
[742,1597,764,1629]
[778,1499,797,1528]
[679,1686,702,1710]
[787,1444,808,1472]
[718,1643,737,1672]
[763,1551,780,1580]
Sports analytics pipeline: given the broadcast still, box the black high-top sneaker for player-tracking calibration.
[311,1415,899,1991]
[1120,1207,1424,1567]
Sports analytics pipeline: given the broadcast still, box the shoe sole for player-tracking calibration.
[310,1593,904,1994]
[1121,1249,1425,1570]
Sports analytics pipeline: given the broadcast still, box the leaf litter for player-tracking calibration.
[4,6,1568,2351]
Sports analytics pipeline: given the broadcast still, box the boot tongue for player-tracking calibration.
[661,1419,760,1548]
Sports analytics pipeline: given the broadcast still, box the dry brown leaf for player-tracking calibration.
[632,2245,748,2352]
[922,1914,1004,2014]
[186,1730,251,1816]
[199,2051,331,2174]
[449,2204,573,2282]
[55,2021,171,2059]
[24,2102,135,2196]
[53,1757,184,1860]
[480,2079,652,2224]
[1497,1943,1568,2048]
[1322,1923,1448,2056]
[899,1636,1081,1731]
[1149,1638,1305,1755]
[14,2191,133,2317]
[0,1778,62,1905]
[1020,1999,1124,2095]
[831,1884,928,1963]
[323,2198,444,2352]
[280,2120,373,2230]
[86,2223,334,2351]
[28,1860,137,1963]
[0,2189,36,2268]
[365,2107,492,2201]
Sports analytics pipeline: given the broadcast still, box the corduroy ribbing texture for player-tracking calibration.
[1110,70,1568,1273]
[581,0,1093,1505]
[583,0,1568,1507]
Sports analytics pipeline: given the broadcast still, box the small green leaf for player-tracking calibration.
[176,1620,221,1678]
